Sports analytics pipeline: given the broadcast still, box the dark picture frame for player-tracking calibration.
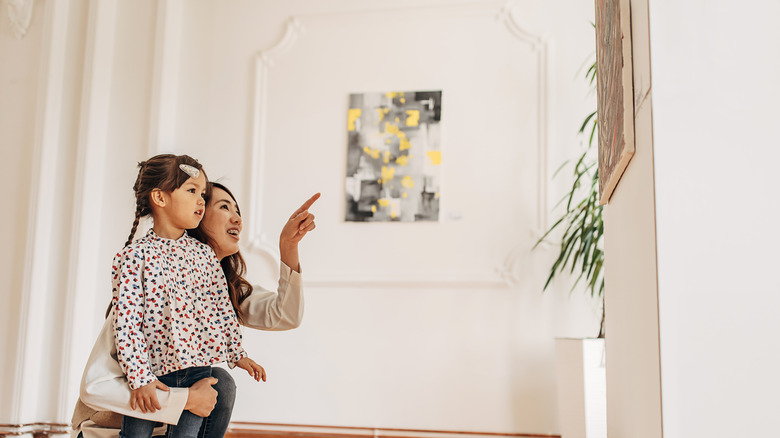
[595,0,635,204]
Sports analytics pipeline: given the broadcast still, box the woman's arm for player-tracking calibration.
[239,194,318,330]
[76,316,219,429]
[239,262,303,331]
[78,317,188,425]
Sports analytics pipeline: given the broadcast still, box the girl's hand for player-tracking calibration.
[130,380,170,413]
[236,357,267,382]
[280,193,320,246]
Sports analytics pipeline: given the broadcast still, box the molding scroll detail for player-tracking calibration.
[3,0,33,39]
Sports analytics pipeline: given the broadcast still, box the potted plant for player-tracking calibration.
[537,58,607,438]
[535,58,604,338]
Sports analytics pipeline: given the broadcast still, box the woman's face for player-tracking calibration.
[200,187,242,260]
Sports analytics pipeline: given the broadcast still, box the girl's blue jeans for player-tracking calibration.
[119,366,236,438]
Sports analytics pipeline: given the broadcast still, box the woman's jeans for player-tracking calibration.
[198,367,236,438]
[120,366,236,438]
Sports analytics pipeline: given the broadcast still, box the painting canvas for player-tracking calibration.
[595,0,635,204]
[345,91,442,222]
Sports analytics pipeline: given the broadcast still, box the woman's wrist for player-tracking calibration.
[279,241,299,272]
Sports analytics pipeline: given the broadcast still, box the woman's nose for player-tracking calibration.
[232,213,242,225]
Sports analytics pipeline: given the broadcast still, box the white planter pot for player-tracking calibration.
[555,338,607,438]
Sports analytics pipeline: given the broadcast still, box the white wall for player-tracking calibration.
[602,0,664,436]
[649,1,780,436]
[174,0,597,432]
[605,0,780,437]
[0,0,598,434]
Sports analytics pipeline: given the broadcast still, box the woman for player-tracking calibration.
[72,183,320,438]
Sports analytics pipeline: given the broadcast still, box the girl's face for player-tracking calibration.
[200,187,242,260]
[159,172,208,232]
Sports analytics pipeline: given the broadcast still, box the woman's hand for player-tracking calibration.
[281,193,320,245]
[280,193,320,270]
[236,357,267,382]
[129,380,169,413]
[184,377,219,417]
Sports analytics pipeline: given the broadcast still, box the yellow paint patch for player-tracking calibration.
[376,108,385,122]
[400,98,405,104]
[402,192,408,198]
[385,92,396,99]
[348,109,361,131]
[396,155,409,166]
[397,131,407,139]
[383,150,391,164]
[405,110,419,126]
[381,166,395,184]
[385,122,399,135]
[401,175,414,188]
[371,205,376,213]
[427,150,442,165]
[363,146,380,159]
[378,198,390,207]
[399,138,411,151]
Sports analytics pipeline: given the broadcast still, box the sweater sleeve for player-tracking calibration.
[238,262,304,331]
[111,248,157,390]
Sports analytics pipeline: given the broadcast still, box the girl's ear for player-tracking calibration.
[150,188,166,208]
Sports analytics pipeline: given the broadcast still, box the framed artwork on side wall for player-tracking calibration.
[595,0,635,204]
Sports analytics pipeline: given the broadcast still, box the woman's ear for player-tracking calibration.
[150,189,166,208]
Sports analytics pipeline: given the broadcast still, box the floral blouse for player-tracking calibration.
[111,229,246,389]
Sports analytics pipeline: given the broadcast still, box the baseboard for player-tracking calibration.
[226,422,560,438]
[0,421,561,438]
[0,423,70,437]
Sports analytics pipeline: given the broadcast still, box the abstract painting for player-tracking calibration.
[345,91,442,222]
[595,0,635,204]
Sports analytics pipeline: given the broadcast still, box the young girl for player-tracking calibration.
[111,154,264,438]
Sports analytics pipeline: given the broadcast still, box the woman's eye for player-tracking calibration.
[221,205,229,210]
[188,188,196,193]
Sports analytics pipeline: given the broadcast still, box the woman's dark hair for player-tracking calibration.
[125,154,208,246]
[189,182,253,323]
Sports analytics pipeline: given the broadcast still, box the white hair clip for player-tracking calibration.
[179,164,200,179]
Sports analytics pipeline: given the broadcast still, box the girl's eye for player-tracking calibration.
[188,188,196,193]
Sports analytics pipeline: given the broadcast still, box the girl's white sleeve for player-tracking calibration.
[78,316,188,426]
[239,262,304,330]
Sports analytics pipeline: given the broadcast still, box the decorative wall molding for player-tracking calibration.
[3,0,34,39]
[60,0,118,423]
[147,0,183,155]
[247,1,550,288]
[497,2,550,234]
[12,0,69,423]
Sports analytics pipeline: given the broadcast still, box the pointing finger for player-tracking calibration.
[293,193,321,217]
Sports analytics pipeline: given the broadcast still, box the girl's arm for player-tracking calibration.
[111,248,157,390]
